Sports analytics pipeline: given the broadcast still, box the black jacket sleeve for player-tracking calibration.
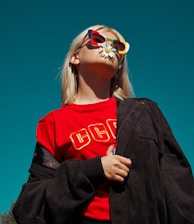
[152,102,194,223]
[13,143,105,224]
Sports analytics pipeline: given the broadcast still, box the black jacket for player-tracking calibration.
[13,98,194,224]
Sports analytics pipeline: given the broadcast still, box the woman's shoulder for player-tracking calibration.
[121,97,158,107]
[119,97,162,116]
[38,105,69,122]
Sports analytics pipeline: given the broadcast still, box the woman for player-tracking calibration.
[13,24,194,224]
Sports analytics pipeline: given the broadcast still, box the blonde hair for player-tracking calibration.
[60,24,134,105]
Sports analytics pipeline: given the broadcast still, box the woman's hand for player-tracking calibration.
[101,145,132,183]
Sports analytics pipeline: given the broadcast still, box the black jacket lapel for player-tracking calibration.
[116,98,146,156]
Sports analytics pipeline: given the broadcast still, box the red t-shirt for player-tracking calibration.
[36,98,117,220]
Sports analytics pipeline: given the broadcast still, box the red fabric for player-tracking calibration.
[36,98,117,220]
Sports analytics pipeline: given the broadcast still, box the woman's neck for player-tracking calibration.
[74,75,111,105]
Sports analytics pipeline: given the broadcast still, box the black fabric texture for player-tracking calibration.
[13,98,194,224]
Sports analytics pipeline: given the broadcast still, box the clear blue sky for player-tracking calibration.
[0,0,194,213]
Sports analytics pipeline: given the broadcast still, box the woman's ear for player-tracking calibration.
[69,53,80,65]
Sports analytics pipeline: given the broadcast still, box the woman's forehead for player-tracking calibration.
[97,28,120,39]
[101,30,119,39]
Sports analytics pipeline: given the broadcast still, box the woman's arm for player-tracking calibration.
[13,143,99,224]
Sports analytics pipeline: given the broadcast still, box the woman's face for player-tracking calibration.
[76,31,121,78]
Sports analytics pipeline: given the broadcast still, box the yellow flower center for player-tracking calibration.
[105,49,111,53]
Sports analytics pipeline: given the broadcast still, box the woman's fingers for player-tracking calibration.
[115,155,132,168]
[101,154,132,183]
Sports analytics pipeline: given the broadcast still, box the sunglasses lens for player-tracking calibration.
[88,30,129,54]
[92,33,105,44]
[113,41,125,51]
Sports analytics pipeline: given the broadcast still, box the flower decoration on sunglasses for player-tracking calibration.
[88,29,130,55]
[100,43,116,58]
